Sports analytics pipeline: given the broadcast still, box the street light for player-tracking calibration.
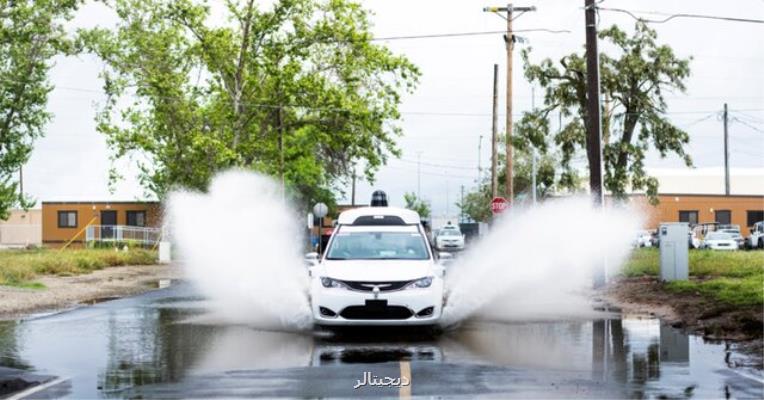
[313,202,328,254]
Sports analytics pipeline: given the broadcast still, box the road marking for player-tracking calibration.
[399,361,411,398]
[7,377,69,400]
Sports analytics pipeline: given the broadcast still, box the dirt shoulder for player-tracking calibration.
[0,264,182,320]
[606,276,763,340]
[605,276,763,367]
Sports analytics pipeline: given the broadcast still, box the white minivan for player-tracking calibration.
[308,206,446,326]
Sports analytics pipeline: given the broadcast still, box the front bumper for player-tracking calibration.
[708,243,736,250]
[310,279,444,326]
[436,243,464,251]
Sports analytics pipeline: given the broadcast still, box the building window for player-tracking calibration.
[715,210,731,225]
[58,211,78,228]
[126,211,146,227]
[678,210,698,225]
[748,210,764,227]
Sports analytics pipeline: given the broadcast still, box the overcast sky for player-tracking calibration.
[24,0,764,215]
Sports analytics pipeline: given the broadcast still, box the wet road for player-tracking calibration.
[1,282,762,399]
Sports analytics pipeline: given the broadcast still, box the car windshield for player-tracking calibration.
[440,229,461,236]
[720,229,740,236]
[326,230,429,260]
[707,232,732,240]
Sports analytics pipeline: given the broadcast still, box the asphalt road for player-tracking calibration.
[1,282,762,399]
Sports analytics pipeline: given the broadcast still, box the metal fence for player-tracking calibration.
[85,225,161,247]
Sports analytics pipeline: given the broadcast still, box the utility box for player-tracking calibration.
[159,241,172,264]
[659,223,689,281]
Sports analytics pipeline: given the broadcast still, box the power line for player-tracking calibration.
[383,165,476,180]
[396,158,476,170]
[732,111,764,124]
[370,28,571,41]
[732,117,764,134]
[596,7,764,25]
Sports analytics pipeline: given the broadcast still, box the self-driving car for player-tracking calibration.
[307,205,446,326]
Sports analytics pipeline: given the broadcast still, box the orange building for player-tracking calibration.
[628,194,764,235]
[41,201,161,247]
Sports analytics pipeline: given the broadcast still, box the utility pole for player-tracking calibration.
[584,0,603,207]
[585,0,605,289]
[484,4,536,204]
[18,166,23,202]
[477,135,484,183]
[491,63,499,198]
[723,103,730,195]
[351,168,357,206]
[531,86,537,205]
[460,185,465,222]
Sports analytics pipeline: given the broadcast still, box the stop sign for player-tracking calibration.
[491,197,509,215]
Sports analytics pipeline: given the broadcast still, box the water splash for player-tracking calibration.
[166,170,312,330]
[441,197,642,326]
[167,171,639,330]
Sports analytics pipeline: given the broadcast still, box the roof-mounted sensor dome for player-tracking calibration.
[370,190,388,207]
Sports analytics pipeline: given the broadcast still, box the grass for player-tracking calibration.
[0,248,157,288]
[622,248,764,306]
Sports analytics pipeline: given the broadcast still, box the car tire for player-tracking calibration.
[759,238,764,249]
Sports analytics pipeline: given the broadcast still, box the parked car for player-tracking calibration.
[435,224,465,251]
[634,230,652,247]
[307,205,445,327]
[718,228,745,249]
[688,231,701,249]
[746,221,764,249]
[701,232,738,250]
[650,230,660,247]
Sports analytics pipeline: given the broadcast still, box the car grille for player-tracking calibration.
[339,280,414,292]
[340,305,413,320]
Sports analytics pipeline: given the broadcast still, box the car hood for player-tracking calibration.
[319,259,435,282]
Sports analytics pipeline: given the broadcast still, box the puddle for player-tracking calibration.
[0,283,760,398]
[80,296,121,305]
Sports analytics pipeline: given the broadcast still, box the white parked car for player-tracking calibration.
[701,232,738,250]
[746,221,764,249]
[435,226,465,251]
[718,228,745,249]
[308,206,445,327]
[634,230,652,247]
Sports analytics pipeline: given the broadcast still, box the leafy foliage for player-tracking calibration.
[457,147,581,223]
[516,22,692,202]
[0,0,79,219]
[79,0,419,206]
[403,192,430,220]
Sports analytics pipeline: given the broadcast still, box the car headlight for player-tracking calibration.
[320,277,346,289]
[407,276,433,289]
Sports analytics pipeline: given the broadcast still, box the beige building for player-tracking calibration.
[0,209,42,247]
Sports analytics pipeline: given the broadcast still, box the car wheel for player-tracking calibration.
[759,238,764,249]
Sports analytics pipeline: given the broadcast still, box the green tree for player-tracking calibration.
[79,0,418,206]
[403,192,430,220]
[456,147,580,222]
[0,0,79,219]
[516,21,692,203]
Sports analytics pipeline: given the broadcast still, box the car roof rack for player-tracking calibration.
[352,215,407,225]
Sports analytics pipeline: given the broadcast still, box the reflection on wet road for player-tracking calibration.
[0,282,761,398]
